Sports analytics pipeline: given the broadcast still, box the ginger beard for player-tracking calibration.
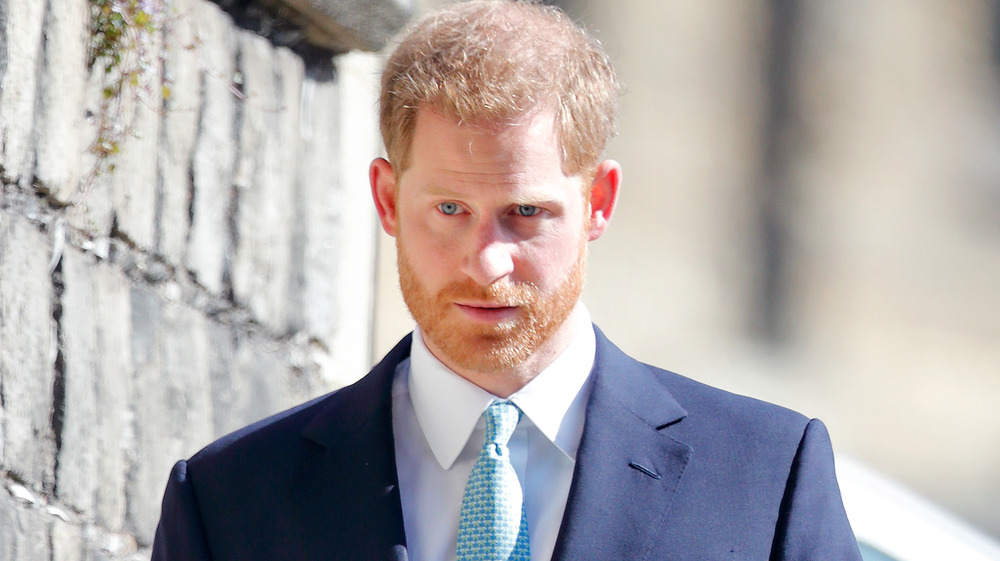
[397,237,587,375]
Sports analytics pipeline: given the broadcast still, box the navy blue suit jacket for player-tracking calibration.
[152,327,862,560]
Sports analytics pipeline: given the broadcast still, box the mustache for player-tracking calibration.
[437,279,539,306]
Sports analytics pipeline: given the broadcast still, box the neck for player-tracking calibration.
[424,304,587,398]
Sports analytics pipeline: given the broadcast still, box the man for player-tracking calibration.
[152,1,863,560]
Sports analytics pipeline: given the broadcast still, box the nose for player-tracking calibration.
[460,218,515,286]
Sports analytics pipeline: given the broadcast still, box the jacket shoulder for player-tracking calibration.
[187,332,412,473]
[189,391,331,469]
[653,364,810,431]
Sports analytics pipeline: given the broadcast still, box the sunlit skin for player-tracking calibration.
[371,107,620,397]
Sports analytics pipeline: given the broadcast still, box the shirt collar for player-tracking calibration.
[409,305,596,470]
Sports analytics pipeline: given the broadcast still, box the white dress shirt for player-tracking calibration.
[391,306,596,561]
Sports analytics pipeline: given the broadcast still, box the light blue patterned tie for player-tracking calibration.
[456,401,531,561]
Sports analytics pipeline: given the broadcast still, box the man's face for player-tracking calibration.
[371,107,619,388]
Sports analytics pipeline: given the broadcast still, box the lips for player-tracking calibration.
[453,302,520,322]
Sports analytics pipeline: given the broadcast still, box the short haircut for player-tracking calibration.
[378,0,619,176]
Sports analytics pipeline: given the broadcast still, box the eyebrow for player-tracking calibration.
[419,186,562,207]
[511,197,562,207]
[419,180,563,200]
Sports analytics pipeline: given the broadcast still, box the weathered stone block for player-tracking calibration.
[34,0,88,201]
[0,488,51,561]
[93,262,133,531]
[53,247,133,530]
[56,247,101,514]
[186,1,238,295]
[231,32,277,322]
[271,45,304,321]
[68,63,117,240]
[109,34,163,252]
[157,0,202,265]
[124,286,167,546]
[0,0,46,186]
[0,488,15,561]
[205,322,236,436]
[126,288,213,546]
[159,301,214,449]
[322,52,380,385]
[293,67,341,346]
[0,214,57,490]
[211,328,288,435]
[231,34,301,332]
[81,523,142,561]
[51,518,83,561]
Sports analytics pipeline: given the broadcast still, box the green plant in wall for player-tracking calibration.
[87,0,164,177]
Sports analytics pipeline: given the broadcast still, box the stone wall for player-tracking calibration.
[0,0,393,558]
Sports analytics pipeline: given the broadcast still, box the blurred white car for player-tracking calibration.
[837,457,1000,561]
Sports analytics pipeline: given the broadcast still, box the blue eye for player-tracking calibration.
[438,202,460,215]
[515,204,540,217]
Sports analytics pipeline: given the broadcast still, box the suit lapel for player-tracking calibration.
[280,329,690,560]
[552,328,692,561]
[291,335,413,561]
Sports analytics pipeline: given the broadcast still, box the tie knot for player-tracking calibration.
[483,401,520,448]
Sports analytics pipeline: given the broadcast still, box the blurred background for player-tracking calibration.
[378,0,1000,540]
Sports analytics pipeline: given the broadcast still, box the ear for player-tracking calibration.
[370,157,399,236]
[586,159,621,241]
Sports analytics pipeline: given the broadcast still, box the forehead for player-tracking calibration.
[406,107,566,178]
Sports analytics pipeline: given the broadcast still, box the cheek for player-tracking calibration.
[519,229,586,286]
[397,227,457,290]
[401,206,464,254]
